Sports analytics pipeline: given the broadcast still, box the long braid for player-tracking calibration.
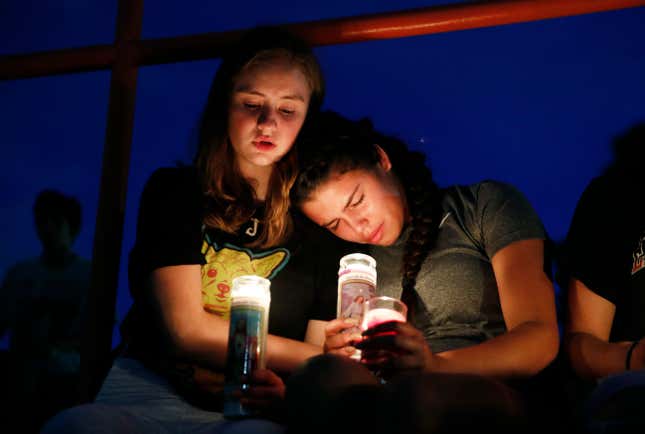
[387,140,442,315]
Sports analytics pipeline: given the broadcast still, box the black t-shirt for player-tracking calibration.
[121,166,354,369]
[565,175,645,341]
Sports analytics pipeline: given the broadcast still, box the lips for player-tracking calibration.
[253,135,275,150]
[367,223,384,244]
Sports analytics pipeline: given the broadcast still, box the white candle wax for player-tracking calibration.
[364,308,406,330]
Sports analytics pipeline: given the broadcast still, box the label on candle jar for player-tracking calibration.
[338,253,377,360]
[223,275,270,419]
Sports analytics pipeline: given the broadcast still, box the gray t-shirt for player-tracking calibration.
[369,180,546,353]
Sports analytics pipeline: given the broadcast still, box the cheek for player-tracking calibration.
[283,118,305,141]
[227,126,246,152]
[336,228,359,243]
[228,111,254,136]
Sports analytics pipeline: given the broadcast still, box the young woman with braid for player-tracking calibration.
[285,111,560,434]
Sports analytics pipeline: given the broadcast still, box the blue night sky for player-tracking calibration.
[2,1,645,347]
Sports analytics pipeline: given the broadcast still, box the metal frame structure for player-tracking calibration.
[1,0,644,403]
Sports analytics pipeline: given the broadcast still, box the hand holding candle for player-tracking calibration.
[357,296,435,376]
[357,297,407,378]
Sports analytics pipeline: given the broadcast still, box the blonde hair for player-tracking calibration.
[195,27,324,248]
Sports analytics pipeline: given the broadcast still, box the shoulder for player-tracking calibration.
[474,179,526,199]
[574,175,613,213]
[143,166,199,193]
[442,179,529,209]
[139,166,201,207]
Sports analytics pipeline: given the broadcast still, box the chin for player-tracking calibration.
[379,237,397,247]
[250,156,278,167]
[380,227,402,246]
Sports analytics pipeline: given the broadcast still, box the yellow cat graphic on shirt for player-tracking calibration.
[200,240,289,318]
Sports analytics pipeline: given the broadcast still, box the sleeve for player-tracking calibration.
[476,180,547,260]
[564,177,618,303]
[127,167,205,293]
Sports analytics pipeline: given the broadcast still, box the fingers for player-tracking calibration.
[324,318,363,355]
[251,368,284,387]
[328,345,360,357]
[325,318,359,336]
[237,369,286,410]
[357,322,432,371]
[362,320,417,338]
[242,384,285,402]
[361,349,393,367]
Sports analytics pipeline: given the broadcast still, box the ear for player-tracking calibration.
[374,144,392,172]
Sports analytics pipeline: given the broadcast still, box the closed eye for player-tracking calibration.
[350,194,364,208]
[325,219,340,232]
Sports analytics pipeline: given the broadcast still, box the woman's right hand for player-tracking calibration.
[323,318,363,357]
[357,320,437,373]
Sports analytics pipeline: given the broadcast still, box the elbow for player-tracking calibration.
[538,325,560,372]
[533,322,560,375]
[165,325,195,358]
[164,314,209,358]
[518,321,561,377]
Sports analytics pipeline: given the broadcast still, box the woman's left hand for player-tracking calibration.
[238,369,286,420]
[356,321,437,373]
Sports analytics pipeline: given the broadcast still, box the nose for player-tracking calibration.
[257,106,277,132]
[348,213,371,239]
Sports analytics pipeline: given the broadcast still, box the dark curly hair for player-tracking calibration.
[292,111,443,301]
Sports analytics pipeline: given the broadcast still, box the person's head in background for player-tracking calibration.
[33,189,81,266]
[292,110,442,290]
[195,26,325,248]
[606,121,645,184]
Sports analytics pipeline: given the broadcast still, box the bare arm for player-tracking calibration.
[432,239,560,379]
[304,319,328,347]
[565,278,644,379]
[148,265,323,375]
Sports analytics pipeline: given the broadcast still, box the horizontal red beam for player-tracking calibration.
[291,0,645,45]
[2,0,644,80]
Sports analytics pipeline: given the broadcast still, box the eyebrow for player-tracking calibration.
[322,184,360,228]
[234,88,305,102]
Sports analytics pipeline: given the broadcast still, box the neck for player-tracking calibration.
[239,164,273,201]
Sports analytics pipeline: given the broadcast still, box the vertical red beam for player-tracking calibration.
[78,0,143,403]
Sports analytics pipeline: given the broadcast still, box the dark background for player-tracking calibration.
[2,1,644,348]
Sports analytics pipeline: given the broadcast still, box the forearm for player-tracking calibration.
[565,332,632,380]
[266,335,323,374]
[149,266,324,375]
[169,310,322,374]
[433,321,559,379]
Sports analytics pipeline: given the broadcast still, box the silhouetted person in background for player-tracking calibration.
[0,189,91,434]
[561,123,645,433]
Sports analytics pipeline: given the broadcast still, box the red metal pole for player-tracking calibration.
[77,0,143,403]
[1,0,644,79]
[290,0,645,45]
